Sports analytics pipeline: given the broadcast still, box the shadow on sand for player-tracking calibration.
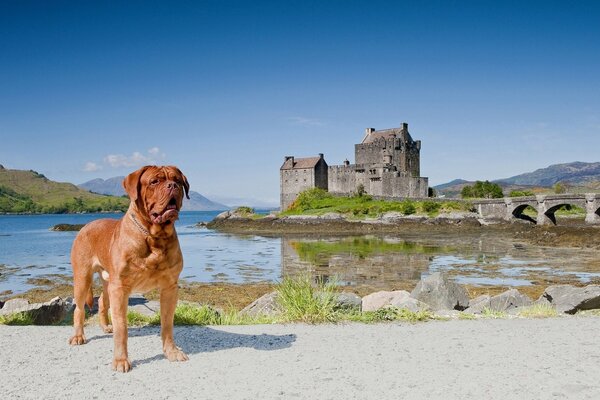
[87,325,297,368]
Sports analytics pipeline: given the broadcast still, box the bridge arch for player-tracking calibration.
[539,202,586,226]
[511,204,537,224]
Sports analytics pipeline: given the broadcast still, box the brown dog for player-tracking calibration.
[69,165,190,372]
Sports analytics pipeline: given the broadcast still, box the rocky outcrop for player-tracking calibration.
[0,296,68,325]
[466,289,532,314]
[541,285,600,314]
[410,272,469,311]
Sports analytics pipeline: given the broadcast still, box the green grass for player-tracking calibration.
[457,312,477,320]
[281,188,472,218]
[480,307,508,319]
[0,312,35,325]
[346,307,433,323]
[276,274,338,323]
[517,303,558,318]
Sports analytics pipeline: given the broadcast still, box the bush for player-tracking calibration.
[422,201,441,214]
[400,200,416,215]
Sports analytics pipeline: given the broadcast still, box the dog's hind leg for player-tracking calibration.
[98,273,113,334]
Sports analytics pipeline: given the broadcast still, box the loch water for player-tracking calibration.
[1,212,600,298]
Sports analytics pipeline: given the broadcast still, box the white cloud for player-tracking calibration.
[103,148,165,168]
[83,162,102,172]
[288,116,324,127]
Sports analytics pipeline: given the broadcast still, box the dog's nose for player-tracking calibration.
[167,181,179,190]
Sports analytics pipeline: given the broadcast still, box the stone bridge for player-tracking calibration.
[473,194,600,225]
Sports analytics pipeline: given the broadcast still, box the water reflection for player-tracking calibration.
[281,234,600,293]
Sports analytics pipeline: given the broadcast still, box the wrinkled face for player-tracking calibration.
[124,166,190,225]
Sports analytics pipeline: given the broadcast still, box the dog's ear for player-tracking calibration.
[171,166,190,199]
[123,166,150,202]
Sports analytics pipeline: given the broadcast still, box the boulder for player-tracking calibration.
[240,291,281,317]
[332,292,362,311]
[410,272,469,311]
[362,290,429,312]
[542,285,600,314]
[0,296,67,325]
[1,298,30,313]
[363,290,409,312]
[466,289,532,314]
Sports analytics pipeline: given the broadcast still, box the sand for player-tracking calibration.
[1,318,600,399]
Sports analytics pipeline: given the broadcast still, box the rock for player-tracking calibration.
[1,298,30,313]
[321,212,344,220]
[195,222,208,228]
[363,290,409,312]
[466,289,532,314]
[50,224,85,231]
[240,291,281,317]
[0,296,68,325]
[332,292,362,311]
[542,285,600,314]
[410,272,469,311]
[215,210,232,220]
[362,290,429,312]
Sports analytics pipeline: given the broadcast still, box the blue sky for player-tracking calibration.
[1,1,599,206]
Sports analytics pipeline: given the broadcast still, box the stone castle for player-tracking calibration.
[280,122,429,209]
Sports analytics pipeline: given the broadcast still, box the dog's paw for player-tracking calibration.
[164,347,189,362]
[112,358,132,373]
[68,335,87,345]
[101,324,113,334]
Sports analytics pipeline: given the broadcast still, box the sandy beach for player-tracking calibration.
[2,318,600,399]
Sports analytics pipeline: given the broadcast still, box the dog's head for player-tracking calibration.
[123,165,190,225]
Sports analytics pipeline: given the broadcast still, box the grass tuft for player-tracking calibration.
[517,303,558,318]
[347,307,433,323]
[276,274,338,323]
[0,312,35,325]
[480,307,508,319]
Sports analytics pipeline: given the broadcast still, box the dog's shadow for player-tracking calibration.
[89,325,297,368]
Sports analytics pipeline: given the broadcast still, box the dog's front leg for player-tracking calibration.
[109,282,132,372]
[160,283,189,362]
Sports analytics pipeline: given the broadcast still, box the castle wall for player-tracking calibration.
[280,159,328,210]
[328,165,357,194]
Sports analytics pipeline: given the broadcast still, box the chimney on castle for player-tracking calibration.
[365,128,375,135]
[319,153,324,159]
[401,122,408,131]
[284,156,294,163]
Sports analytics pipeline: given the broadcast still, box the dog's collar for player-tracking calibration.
[129,213,151,236]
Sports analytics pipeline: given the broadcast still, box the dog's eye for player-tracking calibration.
[150,179,159,185]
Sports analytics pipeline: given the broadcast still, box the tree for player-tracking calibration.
[461,181,504,199]
[553,182,566,194]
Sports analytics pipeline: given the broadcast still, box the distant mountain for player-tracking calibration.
[181,191,229,211]
[79,176,229,211]
[0,166,128,213]
[79,176,125,196]
[432,179,469,191]
[433,161,600,198]
[496,162,600,186]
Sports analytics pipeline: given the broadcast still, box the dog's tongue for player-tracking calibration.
[151,209,179,224]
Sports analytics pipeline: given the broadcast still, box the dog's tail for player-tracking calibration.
[85,286,94,310]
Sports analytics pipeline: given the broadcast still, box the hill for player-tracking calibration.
[496,161,600,186]
[0,165,129,213]
[79,176,229,211]
[434,161,600,198]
